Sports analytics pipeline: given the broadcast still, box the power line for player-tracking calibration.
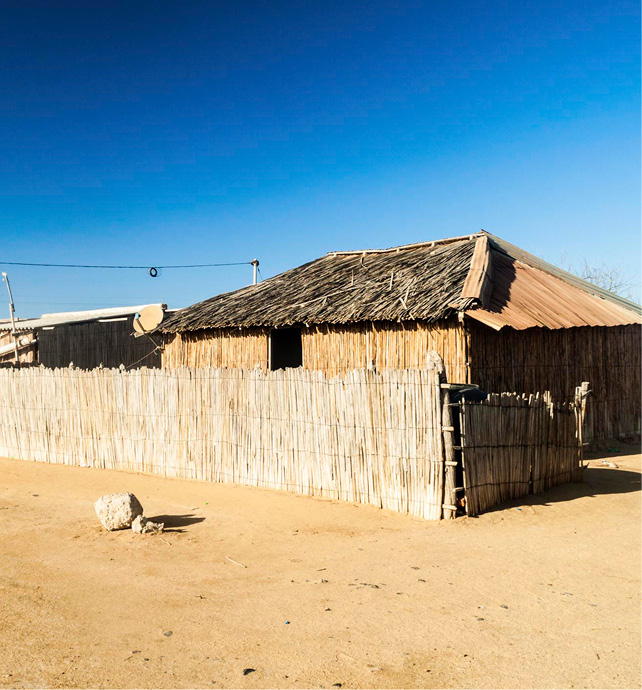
[0,260,251,269]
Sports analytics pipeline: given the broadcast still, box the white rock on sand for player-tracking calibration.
[94,492,143,531]
[131,515,164,534]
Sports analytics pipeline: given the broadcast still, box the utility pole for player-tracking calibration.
[1,272,19,366]
[251,259,260,285]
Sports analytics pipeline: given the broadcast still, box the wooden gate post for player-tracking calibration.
[441,387,458,519]
[426,351,457,519]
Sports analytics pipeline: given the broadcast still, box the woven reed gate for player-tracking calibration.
[459,392,584,516]
[0,363,446,520]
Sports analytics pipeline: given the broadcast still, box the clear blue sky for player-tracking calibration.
[1,0,639,316]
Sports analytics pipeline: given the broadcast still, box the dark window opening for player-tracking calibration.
[270,328,302,370]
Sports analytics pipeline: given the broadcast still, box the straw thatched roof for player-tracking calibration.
[162,232,641,333]
[162,235,477,332]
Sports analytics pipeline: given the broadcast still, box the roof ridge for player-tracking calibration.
[326,232,483,257]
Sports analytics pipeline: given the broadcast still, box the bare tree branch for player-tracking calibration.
[557,253,635,299]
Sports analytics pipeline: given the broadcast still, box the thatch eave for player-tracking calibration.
[164,309,460,333]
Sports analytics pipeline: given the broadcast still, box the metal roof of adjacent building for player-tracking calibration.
[0,304,167,333]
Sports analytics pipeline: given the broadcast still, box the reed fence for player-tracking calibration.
[0,363,446,520]
[469,323,640,443]
[459,391,583,516]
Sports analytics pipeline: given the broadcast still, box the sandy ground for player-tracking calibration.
[0,445,640,690]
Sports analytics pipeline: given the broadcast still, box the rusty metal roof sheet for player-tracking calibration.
[484,233,640,314]
[465,250,642,330]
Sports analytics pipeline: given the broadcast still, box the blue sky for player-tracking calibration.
[0,0,639,315]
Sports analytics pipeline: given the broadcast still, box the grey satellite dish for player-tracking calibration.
[133,305,164,336]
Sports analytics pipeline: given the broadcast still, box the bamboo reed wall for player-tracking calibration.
[0,364,446,520]
[36,320,160,370]
[302,320,469,381]
[468,323,641,443]
[162,319,469,383]
[460,392,583,516]
[162,328,269,370]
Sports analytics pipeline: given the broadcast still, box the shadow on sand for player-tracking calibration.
[478,447,640,516]
[148,514,206,532]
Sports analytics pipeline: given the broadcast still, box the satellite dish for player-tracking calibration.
[133,305,164,335]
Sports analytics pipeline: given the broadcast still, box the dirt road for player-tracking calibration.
[0,445,639,689]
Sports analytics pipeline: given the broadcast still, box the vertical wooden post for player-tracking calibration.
[441,387,457,519]
[459,398,470,516]
[574,381,591,461]
[426,350,456,519]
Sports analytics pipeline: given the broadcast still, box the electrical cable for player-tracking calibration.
[0,260,251,269]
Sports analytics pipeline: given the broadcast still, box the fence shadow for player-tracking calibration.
[480,466,640,516]
[148,514,206,532]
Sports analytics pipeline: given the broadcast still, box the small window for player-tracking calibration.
[270,328,302,370]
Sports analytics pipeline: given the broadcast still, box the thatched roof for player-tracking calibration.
[162,235,477,332]
[161,232,641,333]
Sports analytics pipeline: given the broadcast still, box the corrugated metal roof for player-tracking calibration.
[0,304,167,332]
[484,233,640,314]
[465,251,642,330]
[460,235,493,308]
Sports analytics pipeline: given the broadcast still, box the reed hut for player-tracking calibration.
[160,232,641,442]
[0,304,167,369]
